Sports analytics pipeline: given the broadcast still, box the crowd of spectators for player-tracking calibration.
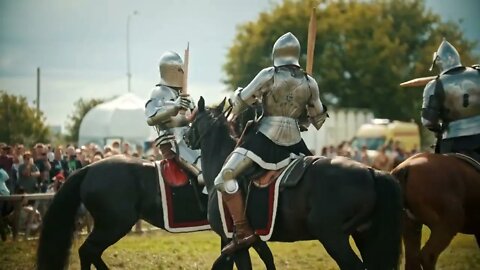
[0,141,153,196]
[0,138,418,196]
[319,140,419,172]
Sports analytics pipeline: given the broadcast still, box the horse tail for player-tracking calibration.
[365,169,403,270]
[37,166,89,270]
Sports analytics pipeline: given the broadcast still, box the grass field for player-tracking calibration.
[1,227,479,270]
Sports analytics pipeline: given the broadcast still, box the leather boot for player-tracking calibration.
[221,191,258,254]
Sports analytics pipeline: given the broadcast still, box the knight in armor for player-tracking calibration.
[422,39,480,159]
[216,32,328,254]
[145,51,202,180]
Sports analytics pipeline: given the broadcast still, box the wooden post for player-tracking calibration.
[306,8,317,75]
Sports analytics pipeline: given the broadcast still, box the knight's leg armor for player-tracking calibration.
[155,133,177,160]
[177,156,204,183]
[214,151,258,254]
[158,143,176,160]
[176,140,203,184]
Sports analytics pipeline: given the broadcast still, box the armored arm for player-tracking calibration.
[306,76,327,130]
[231,67,275,115]
[298,111,311,131]
[421,80,442,132]
[145,100,177,126]
[145,86,190,126]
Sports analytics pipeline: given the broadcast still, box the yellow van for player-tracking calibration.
[351,119,420,153]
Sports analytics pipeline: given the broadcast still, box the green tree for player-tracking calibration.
[0,91,50,145]
[65,98,105,143]
[224,0,479,121]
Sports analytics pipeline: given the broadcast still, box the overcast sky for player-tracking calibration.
[1,0,479,129]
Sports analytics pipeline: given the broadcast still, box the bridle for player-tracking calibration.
[188,113,217,149]
[187,104,233,149]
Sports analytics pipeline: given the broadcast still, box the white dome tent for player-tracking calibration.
[78,93,151,148]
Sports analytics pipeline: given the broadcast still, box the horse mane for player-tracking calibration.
[209,111,240,144]
[196,101,260,157]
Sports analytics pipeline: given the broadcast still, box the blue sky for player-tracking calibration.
[0,0,479,129]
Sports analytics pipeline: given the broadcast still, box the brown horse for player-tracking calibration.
[391,152,480,270]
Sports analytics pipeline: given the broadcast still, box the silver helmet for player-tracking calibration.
[272,32,301,67]
[158,51,184,88]
[430,39,462,73]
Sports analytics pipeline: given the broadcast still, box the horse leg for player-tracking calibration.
[309,208,363,270]
[233,248,252,270]
[211,239,234,270]
[252,240,276,270]
[476,233,480,248]
[403,214,423,270]
[318,233,364,270]
[0,217,7,241]
[420,226,456,270]
[79,216,136,270]
[351,230,368,263]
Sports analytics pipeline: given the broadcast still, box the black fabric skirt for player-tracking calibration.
[441,133,480,154]
[238,130,312,164]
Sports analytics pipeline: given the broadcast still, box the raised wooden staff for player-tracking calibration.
[306,7,317,75]
[183,42,190,94]
[399,76,436,88]
[180,43,190,116]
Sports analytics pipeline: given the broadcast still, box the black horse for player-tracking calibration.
[185,97,403,270]
[36,156,275,268]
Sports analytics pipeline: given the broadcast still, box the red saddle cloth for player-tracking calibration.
[160,159,189,187]
[156,160,210,233]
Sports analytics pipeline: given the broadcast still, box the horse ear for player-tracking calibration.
[215,97,226,114]
[198,96,205,112]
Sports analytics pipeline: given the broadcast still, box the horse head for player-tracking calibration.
[185,96,228,150]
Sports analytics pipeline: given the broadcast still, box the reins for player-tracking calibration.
[189,103,235,149]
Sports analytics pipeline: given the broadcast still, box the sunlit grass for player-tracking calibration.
[0,227,478,269]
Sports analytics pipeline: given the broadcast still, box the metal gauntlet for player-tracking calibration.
[230,88,249,116]
[308,104,328,130]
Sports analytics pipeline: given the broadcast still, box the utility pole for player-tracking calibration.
[36,67,40,111]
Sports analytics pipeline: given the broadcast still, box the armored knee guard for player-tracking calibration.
[214,151,254,194]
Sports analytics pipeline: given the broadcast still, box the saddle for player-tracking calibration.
[220,155,323,241]
[251,156,322,188]
[445,153,480,172]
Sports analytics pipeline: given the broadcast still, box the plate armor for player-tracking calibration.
[422,40,480,139]
[145,51,200,175]
[215,32,328,255]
